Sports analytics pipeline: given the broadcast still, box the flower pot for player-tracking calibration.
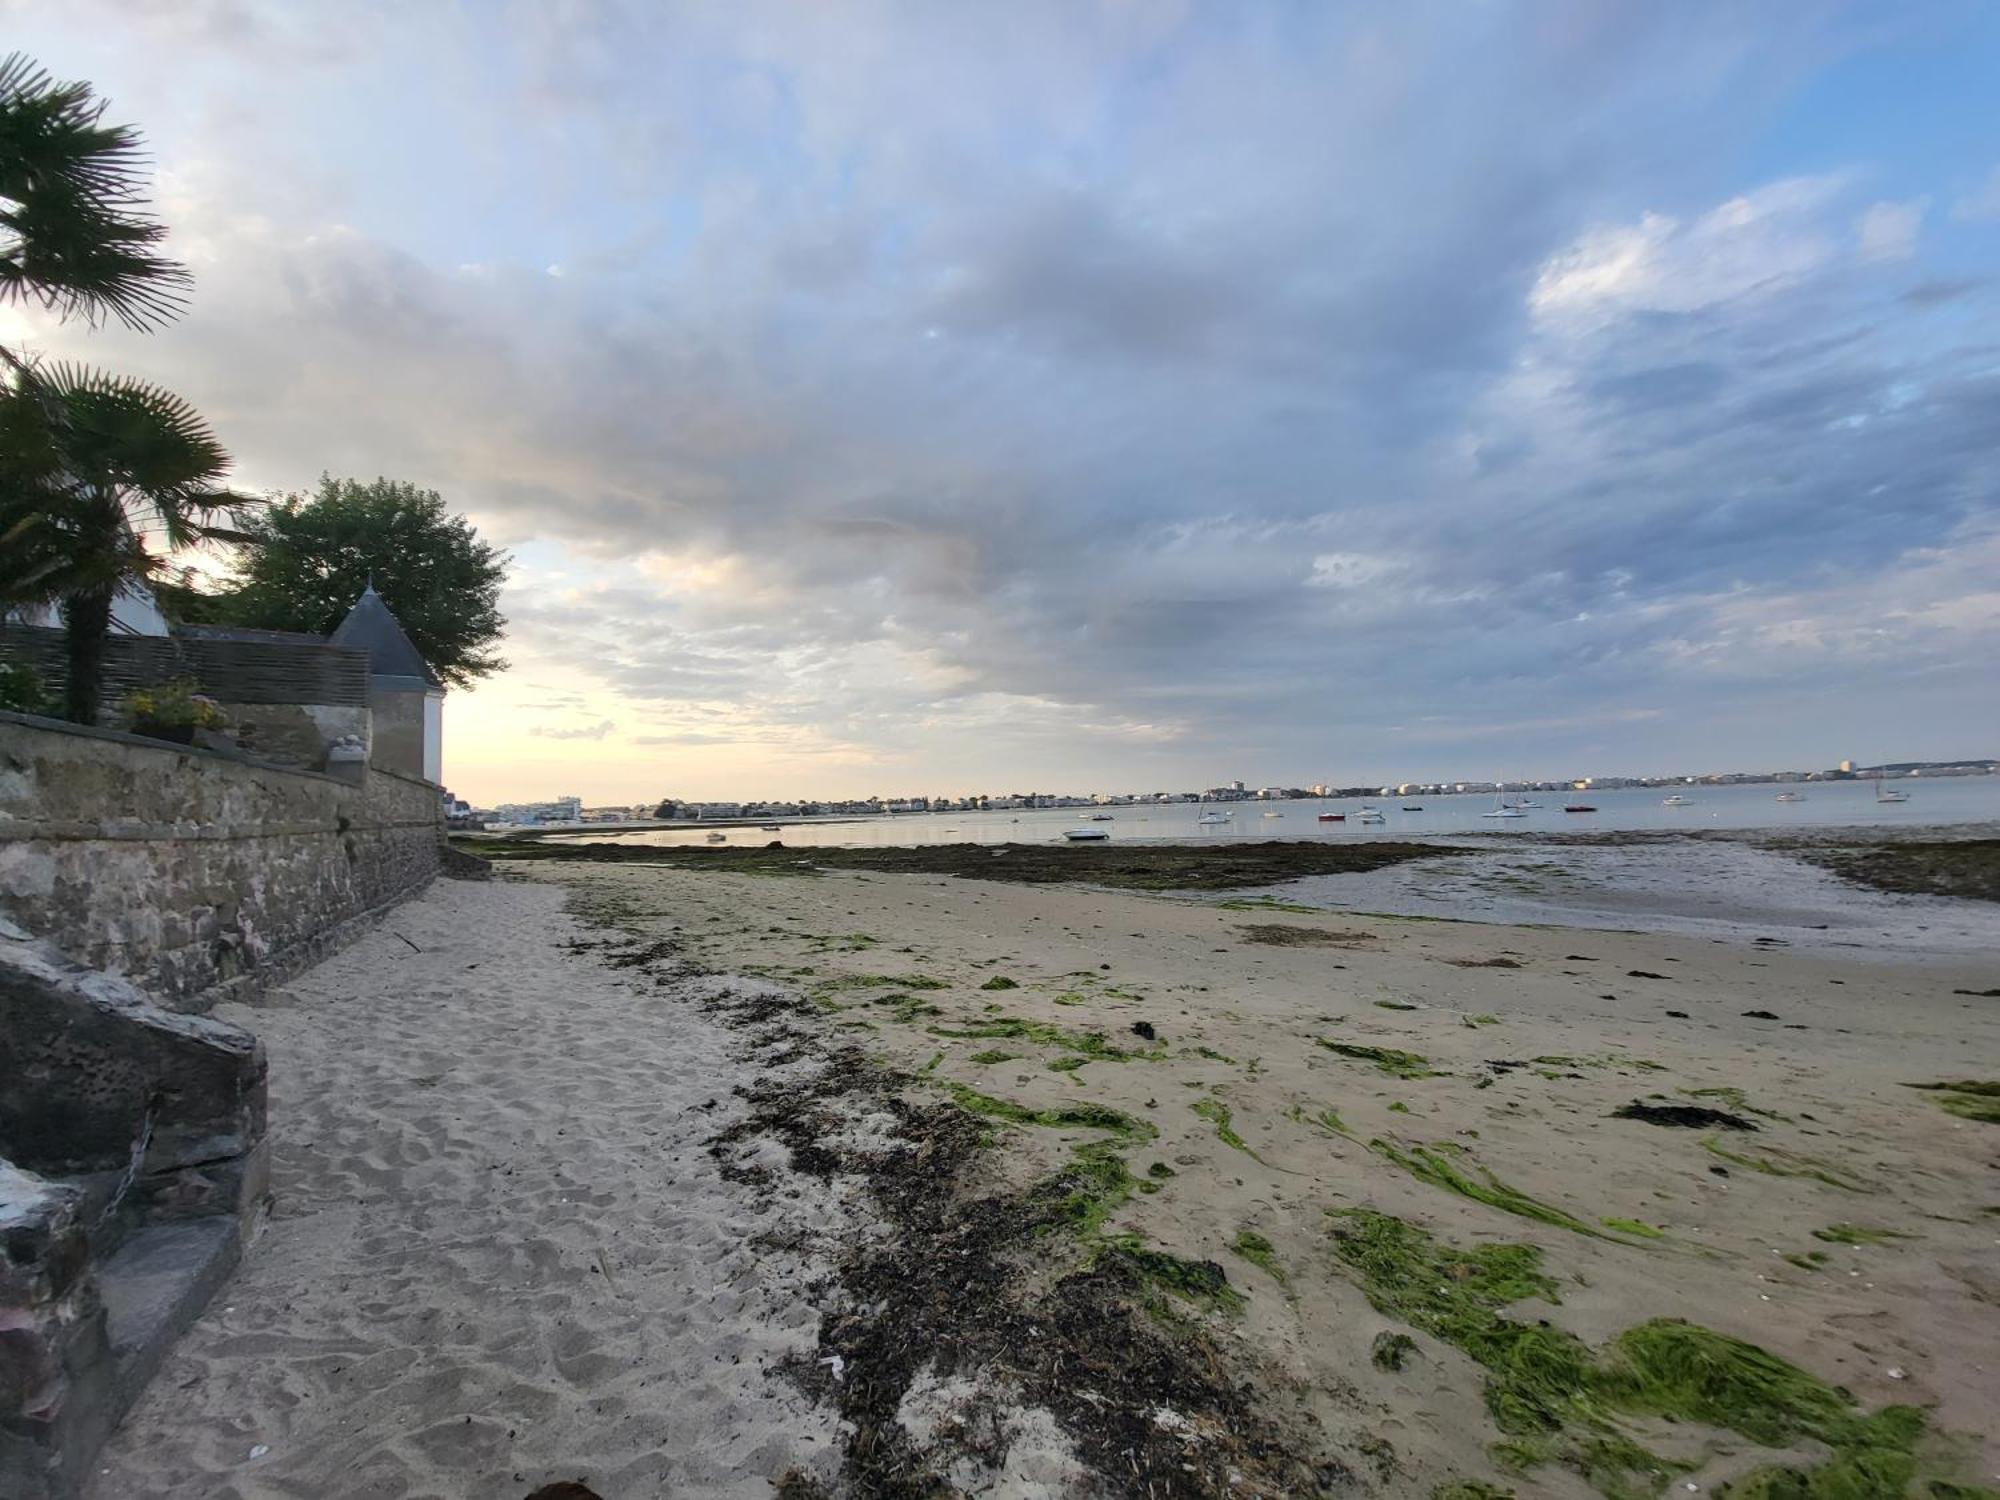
[133,720,196,745]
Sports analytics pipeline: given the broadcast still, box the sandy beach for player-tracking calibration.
[87,878,850,1499]
[89,849,2000,1498]
[527,854,2000,1498]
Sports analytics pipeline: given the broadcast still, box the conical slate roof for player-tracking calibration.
[330,585,442,689]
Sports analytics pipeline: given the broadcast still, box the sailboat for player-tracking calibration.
[1481,790,1526,819]
[1874,778,1910,804]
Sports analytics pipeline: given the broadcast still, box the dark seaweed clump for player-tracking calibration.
[565,914,1342,1498]
[1613,1102,1757,1131]
[465,834,1460,891]
[1789,838,2000,904]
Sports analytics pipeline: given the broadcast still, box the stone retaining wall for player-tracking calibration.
[0,711,441,1011]
[1,925,269,1499]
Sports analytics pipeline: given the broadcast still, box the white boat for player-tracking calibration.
[1261,810,1284,818]
[1089,813,1115,821]
[1662,794,1693,806]
[1774,792,1805,803]
[1875,779,1910,804]
[1356,810,1386,825]
[705,831,727,843]
[1197,811,1232,825]
[1481,791,1526,819]
[1063,827,1110,842]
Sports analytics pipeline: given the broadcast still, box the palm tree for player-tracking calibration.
[2,364,241,721]
[0,53,244,724]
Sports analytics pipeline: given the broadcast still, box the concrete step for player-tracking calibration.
[96,1218,242,1416]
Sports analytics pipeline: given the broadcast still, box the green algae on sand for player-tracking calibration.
[939,1083,1156,1146]
[1328,1209,1989,1500]
[1287,1102,1351,1137]
[930,1014,1150,1061]
[1600,1217,1666,1240]
[1229,1229,1288,1287]
[1099,1237,1247,1314]
[1370,1140,1609,1239]
[1703,1136,1872,1192]
[1812,1224,1913,1246]
[1193,1095,1263,1160]
[1903,1080,2000,1125]
[1317,1038,1448,1078]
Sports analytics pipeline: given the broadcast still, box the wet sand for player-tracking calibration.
[524,858,2000,1497]
[94,854,2000,1498]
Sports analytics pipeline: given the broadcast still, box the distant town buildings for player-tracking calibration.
[463,759,1996,827]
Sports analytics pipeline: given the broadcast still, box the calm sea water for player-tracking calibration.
[584,776,2000,852]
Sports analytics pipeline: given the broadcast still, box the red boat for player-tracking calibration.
[1563,803,1597,813]
[1317,812,1345,822]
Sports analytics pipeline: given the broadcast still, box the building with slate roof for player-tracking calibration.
[329,585,445,782]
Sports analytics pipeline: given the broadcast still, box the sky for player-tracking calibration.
[6,1,1999,804]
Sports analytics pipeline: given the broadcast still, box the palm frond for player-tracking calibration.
[37,362,232,500]
[0,52,189,330]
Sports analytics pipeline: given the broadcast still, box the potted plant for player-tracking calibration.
[119,680,226,745]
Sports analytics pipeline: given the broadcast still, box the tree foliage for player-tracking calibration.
[221,476,509,688]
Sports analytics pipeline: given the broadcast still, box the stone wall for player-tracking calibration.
[1,925,268,1499]
[0,712,441,1011]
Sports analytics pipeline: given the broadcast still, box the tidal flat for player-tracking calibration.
[495,841,2000,1500]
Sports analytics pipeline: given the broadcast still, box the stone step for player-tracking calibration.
[97,1218,241,1417]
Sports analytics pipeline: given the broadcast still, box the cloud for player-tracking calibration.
[1856,198,1924,262]
[1530,176,1845,324]
[6,2,1995,794]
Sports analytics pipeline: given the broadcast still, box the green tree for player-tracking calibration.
[222,476,509,687]
[0,54,245,724]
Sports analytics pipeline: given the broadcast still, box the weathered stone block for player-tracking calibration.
[0,924,265,1184]
[0,1163,115,1500]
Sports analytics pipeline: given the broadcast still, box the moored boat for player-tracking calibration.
[1317,812,1345,822]
[1063,827,1110,841]
[1563,803,1596,813]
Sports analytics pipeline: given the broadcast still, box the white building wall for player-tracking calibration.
[422,690,443,784]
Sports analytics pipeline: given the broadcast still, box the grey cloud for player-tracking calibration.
[529,720,616,741]
[9,1,1995,784]
[1900,276,1986,307]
